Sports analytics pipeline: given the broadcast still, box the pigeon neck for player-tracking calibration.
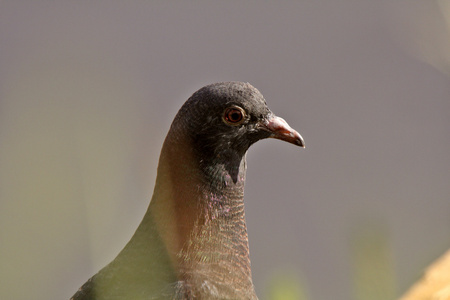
[146,129,255,296]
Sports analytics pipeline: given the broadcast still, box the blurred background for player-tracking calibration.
[1,1,449,299]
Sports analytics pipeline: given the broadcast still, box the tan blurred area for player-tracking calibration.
[400,250,450,300]
[389,0,450,75]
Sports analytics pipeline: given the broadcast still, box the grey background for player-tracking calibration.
[1,1,449,300]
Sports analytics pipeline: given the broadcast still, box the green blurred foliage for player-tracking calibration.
[351,225,396,300]
[266,270,309,300]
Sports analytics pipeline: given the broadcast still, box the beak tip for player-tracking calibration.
[294,133,305,148]
[263,115,305,148]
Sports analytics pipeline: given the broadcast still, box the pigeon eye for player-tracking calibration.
[223,106,246,126]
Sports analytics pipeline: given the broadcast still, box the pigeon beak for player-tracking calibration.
[261,115,305,148]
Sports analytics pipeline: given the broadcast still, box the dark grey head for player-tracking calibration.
[171,81,304,183]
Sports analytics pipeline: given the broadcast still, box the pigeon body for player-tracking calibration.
[71,82,304,300]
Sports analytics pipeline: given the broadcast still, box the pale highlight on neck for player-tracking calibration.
[145,128,256,298]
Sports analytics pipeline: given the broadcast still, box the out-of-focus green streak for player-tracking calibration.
[351,226,396,300]
[266,271,309,300]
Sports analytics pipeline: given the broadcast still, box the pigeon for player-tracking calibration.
[71,81,304,300]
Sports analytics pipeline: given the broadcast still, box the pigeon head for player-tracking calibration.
[169,82,304,184]
[71,82,304,300]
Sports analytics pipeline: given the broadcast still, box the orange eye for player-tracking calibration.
[223,106,246,125]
